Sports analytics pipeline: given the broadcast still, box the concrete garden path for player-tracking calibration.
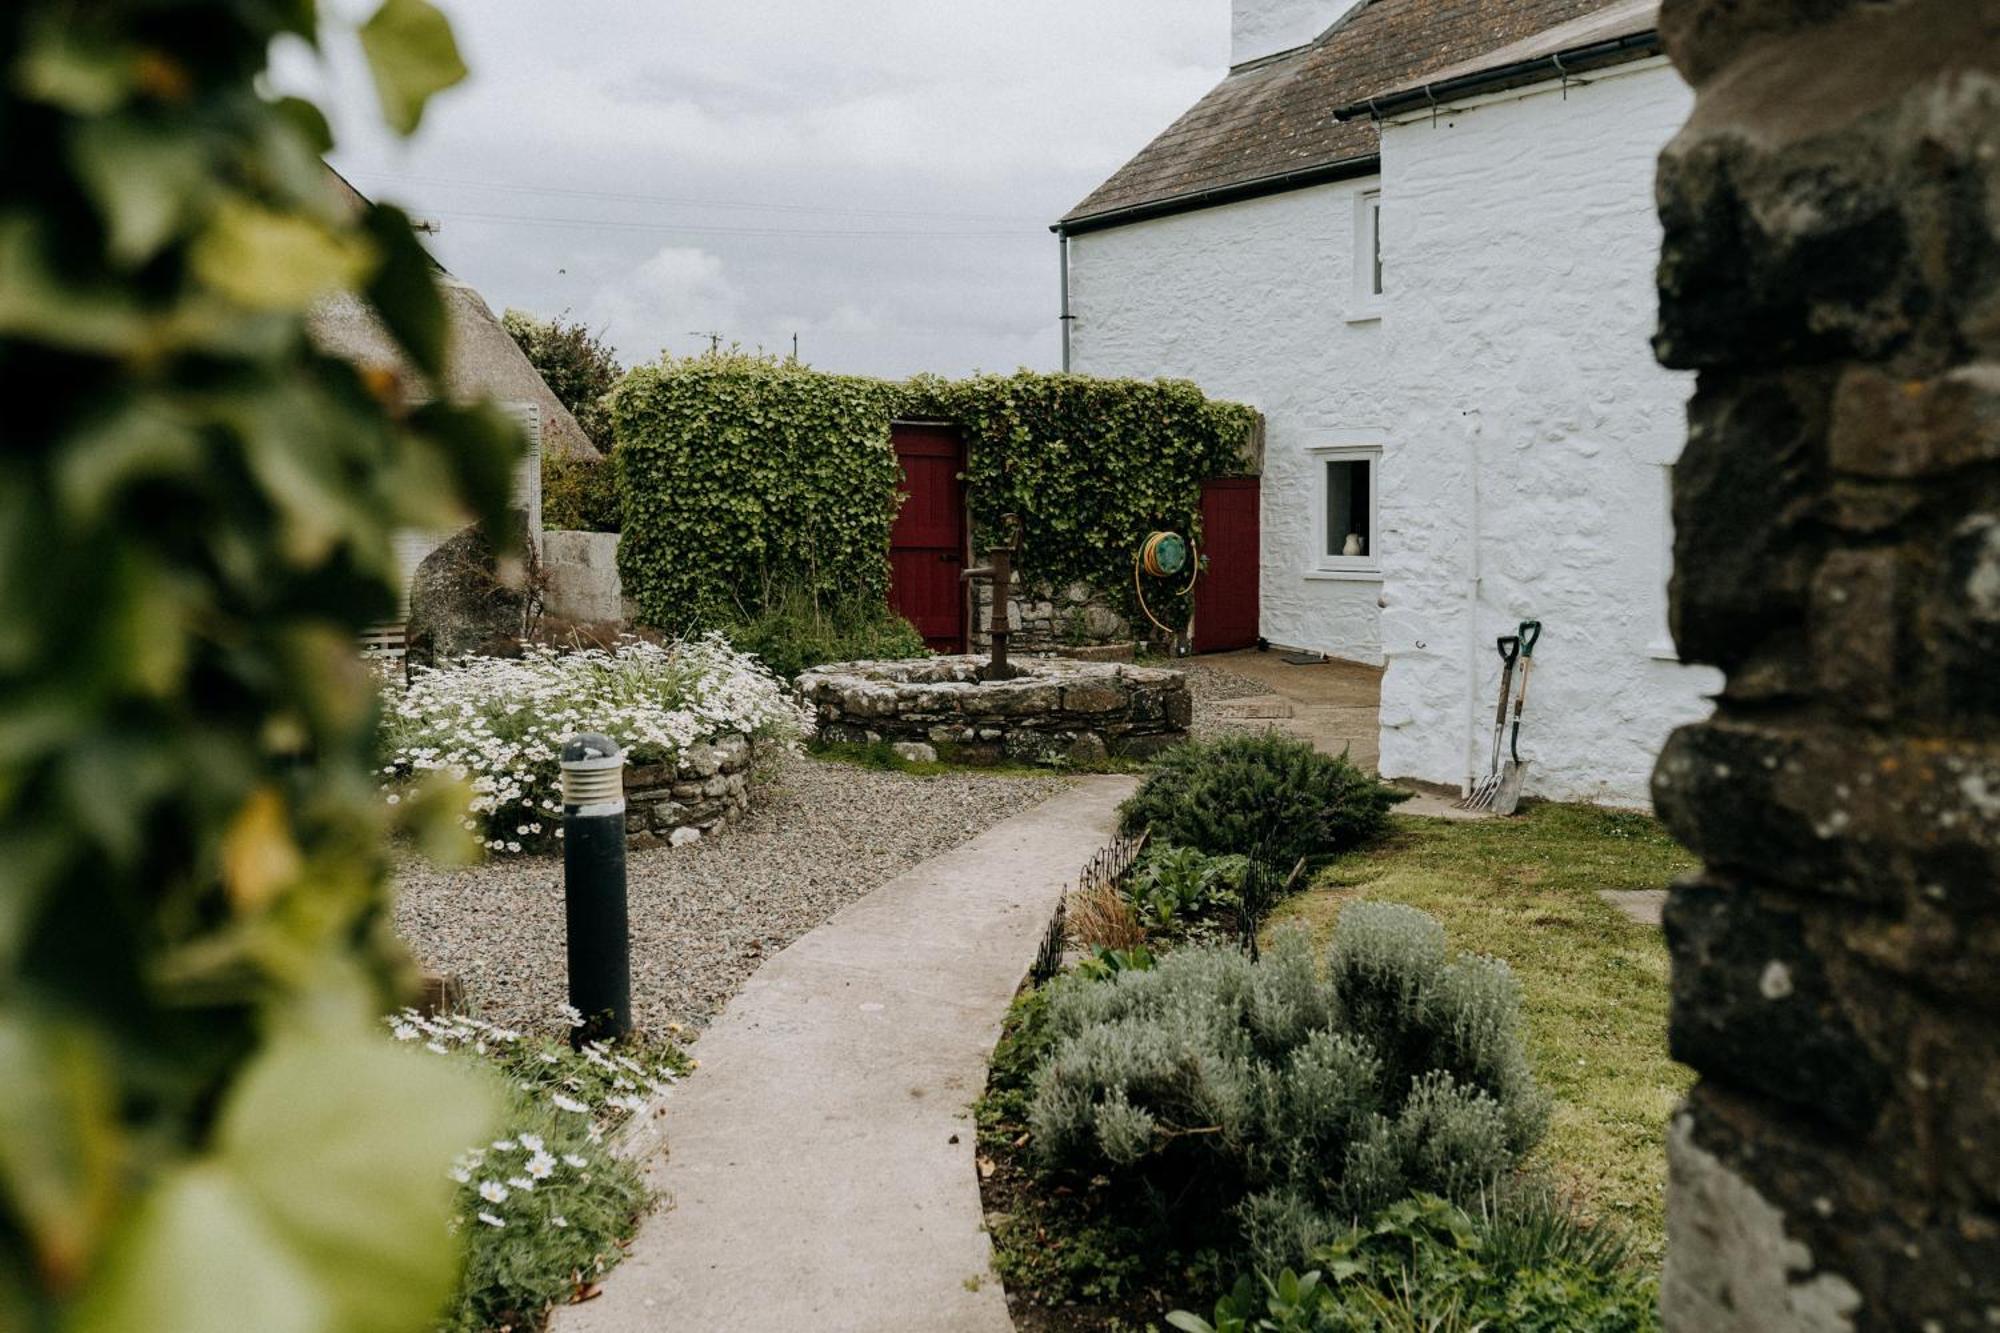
[555,775,1136,1333]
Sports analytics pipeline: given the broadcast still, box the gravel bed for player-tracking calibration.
[1179,659,1283,741]
[394,750,1066,1035]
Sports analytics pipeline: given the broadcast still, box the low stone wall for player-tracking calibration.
[797,656,1191,766]
[969,578,1131,655]
[622,732,756,849]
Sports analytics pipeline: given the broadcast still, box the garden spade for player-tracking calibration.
[1492,619,1542,816]
[1459,633,1521,811]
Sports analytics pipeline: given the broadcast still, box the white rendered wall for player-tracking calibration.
[1374,60,1721,805]
[1067,179,1392,665]
[1231,0,1364,65]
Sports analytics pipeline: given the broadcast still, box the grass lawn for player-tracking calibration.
[1267,802,1697,1260]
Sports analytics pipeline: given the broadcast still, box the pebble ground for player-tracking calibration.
[393,750,1065,1034]
[394,666,1270,1034]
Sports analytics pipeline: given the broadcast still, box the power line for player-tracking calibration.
[411,205,1033,241]
[340,166,1043,226]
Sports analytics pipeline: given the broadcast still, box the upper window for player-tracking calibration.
[1312,446,1380,573]
[1350,189,1383,320]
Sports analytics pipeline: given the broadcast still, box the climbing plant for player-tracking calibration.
[0,0,517,1327]
[612,351,905,628]
[611,358,1255,630]
[914,371,1257,624]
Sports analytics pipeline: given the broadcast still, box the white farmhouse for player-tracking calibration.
[1059,0,1721,805]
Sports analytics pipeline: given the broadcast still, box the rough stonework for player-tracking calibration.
[622,733,757,849]
[796,657,1192,766]
[969,577,1132,655]
[541,529,631,629]
[406,511,537,663]
[1651,4,2000,1330]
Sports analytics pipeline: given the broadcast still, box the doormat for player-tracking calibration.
[1280,652,1326,666]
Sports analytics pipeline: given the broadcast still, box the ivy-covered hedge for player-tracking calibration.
[609,355,1256,632]
[913,373,1257,631]
[612,353,903,628]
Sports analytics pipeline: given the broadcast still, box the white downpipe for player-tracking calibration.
[1461,409,1484,795]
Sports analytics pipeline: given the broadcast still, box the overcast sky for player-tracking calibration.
[278,2,1224,377]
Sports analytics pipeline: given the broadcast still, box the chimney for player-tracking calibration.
[1231,0,1366,66]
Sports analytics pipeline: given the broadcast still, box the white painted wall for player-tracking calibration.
[1067,178,1391,665]
[1374,60,1721,805]
[1231,0,1365,65]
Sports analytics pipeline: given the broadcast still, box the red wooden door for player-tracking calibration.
[889,423,967,653]
[1194,476,1260,654]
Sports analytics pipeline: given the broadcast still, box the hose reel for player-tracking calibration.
[1133,528,1201,646]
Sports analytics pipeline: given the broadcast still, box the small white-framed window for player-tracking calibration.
[1311,446,1380,574]
[1350,189,1383,320]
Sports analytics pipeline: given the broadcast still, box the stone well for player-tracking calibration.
[622,732,757,849]
[796,656,1192,766]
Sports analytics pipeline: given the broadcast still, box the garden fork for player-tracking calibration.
[1459,633,1521,811]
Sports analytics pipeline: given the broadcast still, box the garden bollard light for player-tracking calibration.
[561,733,630,1045]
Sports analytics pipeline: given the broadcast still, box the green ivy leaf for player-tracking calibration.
[69,117,213,266]
[357,0,469,136]
[189,195,374,312]
[360,202,449,381]
[74,1036,497,1333]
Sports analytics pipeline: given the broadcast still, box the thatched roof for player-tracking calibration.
[308,169,599,461]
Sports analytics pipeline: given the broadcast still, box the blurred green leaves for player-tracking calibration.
[359,0,470,135]
[2,0,514,1324]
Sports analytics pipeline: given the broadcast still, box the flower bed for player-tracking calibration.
[390,1008,692,1331]
[379,636,810,854]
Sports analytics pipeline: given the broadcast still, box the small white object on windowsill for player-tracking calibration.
[1342,533,1365,557]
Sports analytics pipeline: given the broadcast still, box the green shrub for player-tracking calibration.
[1028,907,1548,1255]
[1171,1193,1660,1333]
[1127,844,1251,932]
[395,1010,691,1332]
[1120,734,1409,866]
[543,448,622,532]
[503,310,622,447]
[607,357,1257,633]
[722,582,928,680]
[612,352,905,629]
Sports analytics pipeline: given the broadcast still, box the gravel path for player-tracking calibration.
[1180,658,1282,741]
[394,751,1066,1035]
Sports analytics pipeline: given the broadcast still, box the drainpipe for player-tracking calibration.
[1058,229,1073,372]
[1461,409,1484,795]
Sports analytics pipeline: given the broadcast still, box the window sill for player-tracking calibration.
[1647,638,1682,662]
[1305,568,1383,583]
[1345,307,1382,326]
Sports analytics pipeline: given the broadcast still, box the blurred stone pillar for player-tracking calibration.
[1651,2,2000,1330]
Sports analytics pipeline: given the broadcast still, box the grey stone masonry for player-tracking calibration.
[1651,4,2000,1331]
[796,657,1191,766]
[969,578,1131,654]
[621,732,756,849]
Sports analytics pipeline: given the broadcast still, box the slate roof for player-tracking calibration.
[1062,0,1650,230]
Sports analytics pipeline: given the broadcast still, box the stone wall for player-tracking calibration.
[968,578,1131,655]
[797,657,1191,766]
[1373,59,1722,806]
[542,529,632,629]
[1651,3,2000,1329]
[621,733,755,849]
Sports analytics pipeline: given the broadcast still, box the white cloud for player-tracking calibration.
[278,0,1229,377]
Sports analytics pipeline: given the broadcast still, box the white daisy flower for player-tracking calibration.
[478,1181,509,1204]
[478,1212,506,1228]
[552,1093,589,1113]
[526,1151,556,1180]
[506,1176,534,1192]
[549,1215,569,1229]
[562,1153,588,1169]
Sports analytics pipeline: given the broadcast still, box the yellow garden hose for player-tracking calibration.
[1134,530,1200,637]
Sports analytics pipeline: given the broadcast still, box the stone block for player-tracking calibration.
[890,741,938,764]
[1061,680,1127,714]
